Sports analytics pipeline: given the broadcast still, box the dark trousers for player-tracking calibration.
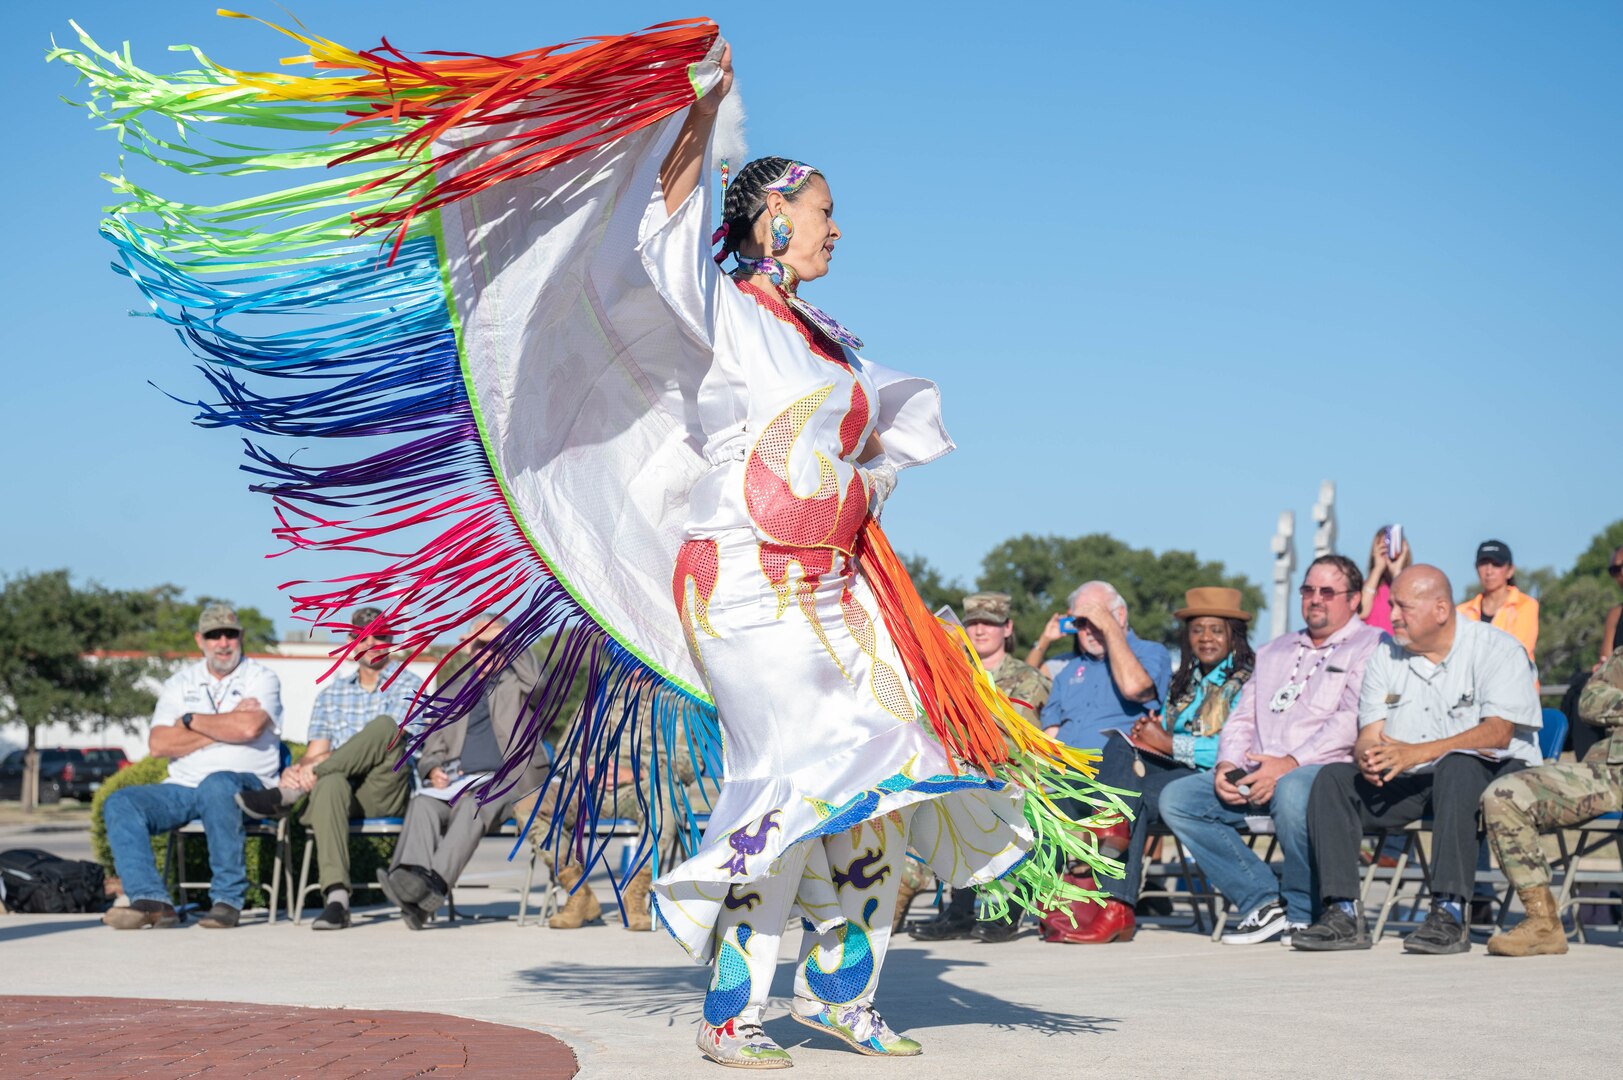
[1308,754,1526,902]
[1079,732,1198,904]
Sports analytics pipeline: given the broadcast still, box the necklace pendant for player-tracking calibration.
[1269,683,1302,713]
[1132,757,1146,778]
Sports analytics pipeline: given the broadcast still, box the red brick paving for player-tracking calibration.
[0,997,577,1078]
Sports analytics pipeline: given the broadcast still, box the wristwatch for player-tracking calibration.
[181,712,195,730]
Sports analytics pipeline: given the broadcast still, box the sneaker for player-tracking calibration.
[102,899,180,930]
[1280,922,1309,947]
[311,900,351,930]
[235,786,292,821]
[1291,904,1371,952]
[791,999,922,1057]
[197,902,241,929]
[1403,906,1471,955]
[1223,899,1288,945]
[696,1012,792,1070]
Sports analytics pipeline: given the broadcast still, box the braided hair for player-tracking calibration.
[719,156,822,259]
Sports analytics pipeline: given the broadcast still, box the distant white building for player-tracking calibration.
[0,642,440,762]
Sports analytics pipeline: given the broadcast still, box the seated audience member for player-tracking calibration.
[532,686,700,931]
[1569,546,1623,761]
[1359,525,1412,634]
[1036,581,1171,755]
[236,606,423,930]
[1161,558,1383,944]
[1457,539,1539,662]
[1294,566,1542,954]
[911,592,1051,943]
[103,604,283,930]
[1480,648,1623,955]
[1057,588,1253,944]
[381,614,545,929]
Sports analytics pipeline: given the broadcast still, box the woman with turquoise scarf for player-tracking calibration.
[1052,588,1255,943]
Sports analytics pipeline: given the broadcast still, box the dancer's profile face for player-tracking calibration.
[764,175,840,284]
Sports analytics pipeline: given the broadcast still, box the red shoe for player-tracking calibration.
[1043,898,1136,944]
[1089,821,1132,860]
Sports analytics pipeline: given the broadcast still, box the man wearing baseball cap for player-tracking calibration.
[236,606,422,929]
[1457,540,1539,663]
[103,603,283,929]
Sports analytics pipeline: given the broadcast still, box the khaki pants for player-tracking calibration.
[302,714,412,891]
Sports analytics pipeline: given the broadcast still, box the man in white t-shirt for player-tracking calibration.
[102,604,282,930]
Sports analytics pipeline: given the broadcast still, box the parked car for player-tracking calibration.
[80,748,132,792]
[0,748,93,803]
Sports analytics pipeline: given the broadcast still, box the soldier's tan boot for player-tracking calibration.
[1487,886,1568,957]
[549,862,603,929]
[622,866,654,931]
[892,880,921,934]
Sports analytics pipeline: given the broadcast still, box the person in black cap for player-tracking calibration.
[1457,540,1539,663]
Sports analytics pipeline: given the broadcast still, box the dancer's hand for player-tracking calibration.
[864,458,898,519]
[695,42,733,115]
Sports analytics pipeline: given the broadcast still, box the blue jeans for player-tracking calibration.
[104,772,264,908]
[1158,764,1323,924]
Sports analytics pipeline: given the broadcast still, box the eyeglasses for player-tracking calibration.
[1610,563,1623,577]
[202,629,241,641]
[1298,586,1353,601]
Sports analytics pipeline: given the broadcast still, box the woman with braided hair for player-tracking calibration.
[646,49,1073,1068]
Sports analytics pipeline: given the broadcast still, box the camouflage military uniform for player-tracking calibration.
[1482,651,1623,891]
[988,653,1051,726]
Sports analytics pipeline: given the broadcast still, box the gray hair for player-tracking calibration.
[1068,581,1127,617]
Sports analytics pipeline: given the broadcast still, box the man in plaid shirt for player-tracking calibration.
[237,606,423,929]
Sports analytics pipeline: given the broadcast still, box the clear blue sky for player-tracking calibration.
[4,2,1618,638]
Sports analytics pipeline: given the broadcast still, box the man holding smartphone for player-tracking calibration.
[1034,581,1170,754]
[1160,555,1384,945]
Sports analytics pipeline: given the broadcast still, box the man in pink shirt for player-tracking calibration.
[1160,555,1385,944]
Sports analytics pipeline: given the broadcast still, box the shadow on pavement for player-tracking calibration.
[0,916,104,943]
[514,951,1122,1037]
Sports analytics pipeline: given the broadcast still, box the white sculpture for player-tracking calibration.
[1271,510,1296,641]
[1312,480,1337,559]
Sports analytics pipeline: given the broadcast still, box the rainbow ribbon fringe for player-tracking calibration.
[49,14,724,898]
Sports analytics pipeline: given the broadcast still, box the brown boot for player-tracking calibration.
[1487,886,1568,956]
[549,861,603,929]
[622,866,653,931]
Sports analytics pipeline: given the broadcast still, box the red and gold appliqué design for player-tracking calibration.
[758,542,844,675]
[743,381,871,556]
[672,538,721,667]
[841,585,916,725]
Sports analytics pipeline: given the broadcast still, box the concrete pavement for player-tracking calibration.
[2,871,1616,1079]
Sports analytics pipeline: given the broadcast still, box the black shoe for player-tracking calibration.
[1291,905,1371,952]
[909,912,977,941]
[197,902,241,929]
[378,868,436,931]
[312,900,351,930]
[972,913,1024,943]
[1403,906,1470,955]
[235,786,292,821]
[1135,878,1174,918]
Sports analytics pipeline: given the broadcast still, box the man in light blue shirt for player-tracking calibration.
[1037,581,1172,751]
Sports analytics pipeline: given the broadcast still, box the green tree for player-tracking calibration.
[900,554,967,617]
[1532,519,1623,685]
[975,533,1267,662]
[0,571,159,811]
[117,584,278,654]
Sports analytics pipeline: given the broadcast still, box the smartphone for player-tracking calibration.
[1385,524,1403,559]
[1058,615,1078,634]
[1223,767,1249,786]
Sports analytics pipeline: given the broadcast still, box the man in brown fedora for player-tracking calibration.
[1160,555,1384,945]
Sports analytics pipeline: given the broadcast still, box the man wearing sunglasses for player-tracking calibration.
[1160,554,1383,946]
[236,606,422,930]
[103,604,283,930]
